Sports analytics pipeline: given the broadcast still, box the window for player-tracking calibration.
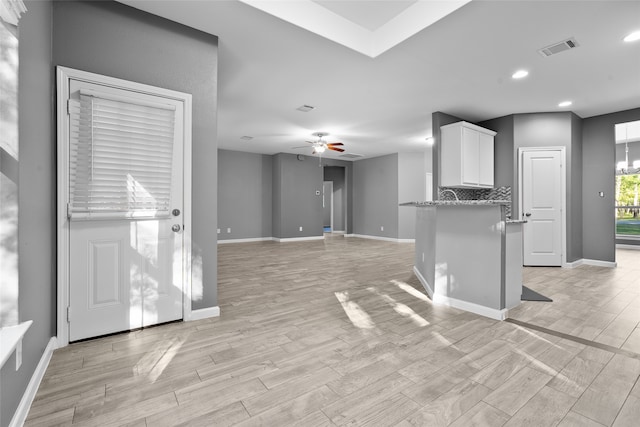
[615,174,640,238]
[68,90,177,220]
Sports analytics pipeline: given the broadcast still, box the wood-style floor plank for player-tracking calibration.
[24,238,640,426]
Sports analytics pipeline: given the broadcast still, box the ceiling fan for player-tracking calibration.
[294,132,345,155]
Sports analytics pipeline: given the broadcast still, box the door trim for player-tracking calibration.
[56,66,193,347]
[517,146,567,266]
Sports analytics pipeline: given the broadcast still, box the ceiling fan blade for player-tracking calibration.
[305,141,316,144]
[292,146,309,149]
[328,146,345,152]
[327,142,344,146]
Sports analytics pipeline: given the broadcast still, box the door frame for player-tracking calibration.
[517,146,567,266]
[56,67,193,347]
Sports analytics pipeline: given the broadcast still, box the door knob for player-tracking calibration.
[524,212,532,217]
[171,224,181,232]
[172,209,181,216]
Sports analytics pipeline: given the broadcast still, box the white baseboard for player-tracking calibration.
[413,266,434,298]
[616,244,640,250]
[218,237,273,244]
[273,236,324,242]
[348,234,414,243]
[186,306,220,321]
[582,259,617,268]
[564,259,584,268]
[413,266,507,320]
[331,230,346,234]
[432,294,509,321]
[10,337,58,427]
[564,258,617,268]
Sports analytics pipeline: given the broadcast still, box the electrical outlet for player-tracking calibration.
[217,228,220,234]
[227,228,231,233]
[299,226,303,231]
[380,226,384,231]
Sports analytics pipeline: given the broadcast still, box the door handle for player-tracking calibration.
[171,224,181,232]
[524,212,532,217]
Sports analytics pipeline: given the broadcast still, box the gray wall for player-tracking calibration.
[479,115,514,190]
[272,153,324,239]
[570,113,584,261]
[583,108,640,258]
[1,2,54,425]
[398,152,426,239]
[324,166,346,231]
[218,150,272,240]
[353,154,399,238]
[53,0,219,309]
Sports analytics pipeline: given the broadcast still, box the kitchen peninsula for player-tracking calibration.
[403,200,524,320]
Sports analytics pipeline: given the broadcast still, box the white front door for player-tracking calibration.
[65,78,185,342]
[521,149,563,266]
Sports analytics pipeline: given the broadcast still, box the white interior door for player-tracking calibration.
[66,78,184,341]
[521,150,563,266]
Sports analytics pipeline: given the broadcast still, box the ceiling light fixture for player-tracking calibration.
[425,137,434,145]
[512,70,529,79]
[558,101,572,108]
[624,31,640,42]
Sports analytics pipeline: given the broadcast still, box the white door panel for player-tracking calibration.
[522,150,562,266]
[67,78,184,341]
[69,221,139,341]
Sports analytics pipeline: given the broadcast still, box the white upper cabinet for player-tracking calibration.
[440,121,496,188]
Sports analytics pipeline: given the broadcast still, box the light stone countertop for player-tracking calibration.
[400,200,511,206]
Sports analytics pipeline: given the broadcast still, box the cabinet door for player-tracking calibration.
[461,127,480,186]
[478,132,494,187]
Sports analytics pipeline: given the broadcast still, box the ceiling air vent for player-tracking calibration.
[538,37,579,57]
[296,104,315,112]
[340,153,364,159]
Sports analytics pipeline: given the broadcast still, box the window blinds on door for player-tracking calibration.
[68,91,176,220]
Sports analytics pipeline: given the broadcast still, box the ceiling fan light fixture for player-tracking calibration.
[315,145,326,153]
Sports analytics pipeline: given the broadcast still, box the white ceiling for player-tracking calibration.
[120,0,640,160]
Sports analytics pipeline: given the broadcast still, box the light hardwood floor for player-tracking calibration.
[25,236,640,426]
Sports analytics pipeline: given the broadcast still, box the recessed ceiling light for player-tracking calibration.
[624,31,640,42]
[240,135,253,141]
[512,70,529,79]
[425,137,434,145]
[558,101,572,108]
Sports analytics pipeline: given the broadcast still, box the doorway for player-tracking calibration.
[57,67,193,345]
[323,166,346,233]
[323,181,333,232]
[519,147,566,266]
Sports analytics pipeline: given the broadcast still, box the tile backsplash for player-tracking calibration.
[439,186,512,217]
